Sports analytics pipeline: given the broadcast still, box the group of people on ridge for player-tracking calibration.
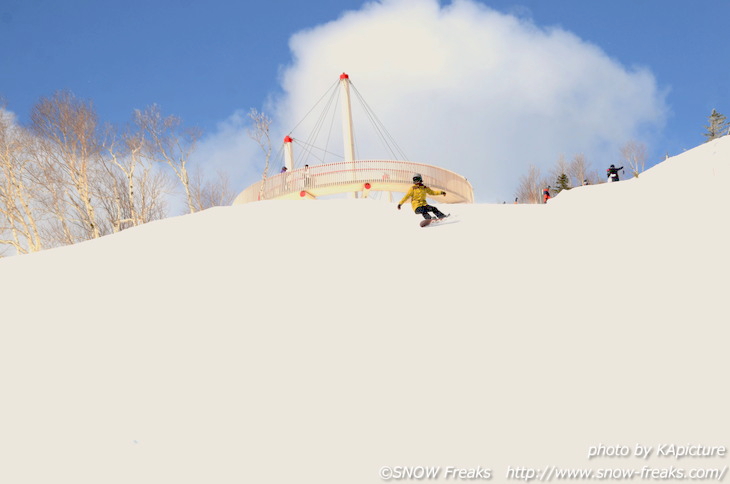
[542,164,625,203]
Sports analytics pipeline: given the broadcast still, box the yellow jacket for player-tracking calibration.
[399,184,445,211]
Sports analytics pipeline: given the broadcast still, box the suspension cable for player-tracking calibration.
[285,77,409,168]
[292,138,342,164]
[297,83,339,168]
[286,79,339,135]
[350,81,410,160]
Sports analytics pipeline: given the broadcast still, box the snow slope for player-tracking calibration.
[1,137,729,483]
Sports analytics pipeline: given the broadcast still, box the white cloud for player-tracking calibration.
[220,0,669,202]
[192,110,262,188]
[0,107,19,127]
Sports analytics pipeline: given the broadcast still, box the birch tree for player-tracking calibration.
[247,108,272,200]
[100,122,171,231]
[515,165,545,204]
[30,91,103,240]
[190,168,236,210]
[568,153,603,186]
[102,124,144,231]
[569,153,588,186]
[32,145,77,247]
[0,108,44,254]
[619,140,648,178]
[134,104,201,214]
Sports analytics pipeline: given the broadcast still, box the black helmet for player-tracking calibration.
[413,173,423,183]
[610,164,615,168]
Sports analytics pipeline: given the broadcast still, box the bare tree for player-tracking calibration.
[134,104,201,214]
[515,164,545,204]
[569,153,589,186]
[31,145,77,247]
[95,168,131,234]
[247,108,272,200]
[136,166,174,222]
[100,121,172,231]
[190,168,236,211]
[1,94,195,255]
[30,91,104,241]
[0,108,44,255]
[102,123,143,231]
[567,153,603,186]
[620,140,648,178]
[96,161,173,233]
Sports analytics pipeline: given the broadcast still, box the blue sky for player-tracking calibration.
[2,0,728,203]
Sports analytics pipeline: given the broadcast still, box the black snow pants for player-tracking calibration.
[415,205,446,220]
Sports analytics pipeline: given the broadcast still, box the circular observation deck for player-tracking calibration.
[233,160,473,205]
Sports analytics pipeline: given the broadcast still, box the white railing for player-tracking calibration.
[233,160,473,204]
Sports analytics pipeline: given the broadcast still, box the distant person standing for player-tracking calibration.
[607,164,624,182]
[280,166,290,190]
[303,164,311,188]
[543,186,551,204]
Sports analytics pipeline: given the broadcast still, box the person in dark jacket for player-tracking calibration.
[607,164,624,182]
[397,174,448,220]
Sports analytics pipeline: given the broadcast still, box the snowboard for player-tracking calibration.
[419,215,453,228]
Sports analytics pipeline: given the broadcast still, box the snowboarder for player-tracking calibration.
[397,174,448,220]
[607,164,624,182]
[543,186,551,203]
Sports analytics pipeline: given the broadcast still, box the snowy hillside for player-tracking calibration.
[1,137,729,484]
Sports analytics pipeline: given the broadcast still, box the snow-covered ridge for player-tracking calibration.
[1,137,728,484]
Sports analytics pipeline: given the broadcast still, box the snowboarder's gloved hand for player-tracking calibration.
[441,191,447,196]
[397,204,401,210]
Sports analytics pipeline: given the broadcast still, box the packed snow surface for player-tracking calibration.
[1,137,729,483]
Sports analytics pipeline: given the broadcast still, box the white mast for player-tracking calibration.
[339,73,356,163]
[339,73,358,198]
[283,136,294,171]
